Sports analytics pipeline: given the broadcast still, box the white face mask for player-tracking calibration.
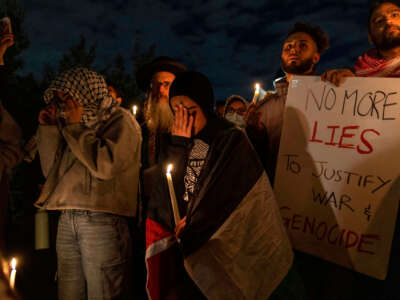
[225,113,247,128]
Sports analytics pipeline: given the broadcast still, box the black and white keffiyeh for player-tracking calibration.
[43,67,119,129]
[183,139,209,202]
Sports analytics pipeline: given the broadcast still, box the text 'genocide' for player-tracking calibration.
[281,207,380,255]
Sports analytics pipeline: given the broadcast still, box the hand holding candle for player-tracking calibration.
[175,216,187,238]
[166,164,181,226]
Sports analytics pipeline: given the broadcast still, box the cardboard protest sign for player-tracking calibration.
[275,75,400,280]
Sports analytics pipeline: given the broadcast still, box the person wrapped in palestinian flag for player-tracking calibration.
[145,71,293,300]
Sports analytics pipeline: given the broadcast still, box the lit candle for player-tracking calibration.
[252,83,260,103]
[9,258,16,289]
[132,105,137,116]
[166,164,181,226]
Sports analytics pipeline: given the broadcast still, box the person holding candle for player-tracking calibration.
[145,71,293,300]
[0,256,19,300]
[0,20,22,300]
[249,22,329,184]
[36,67,142,300]
[0,23,22,254]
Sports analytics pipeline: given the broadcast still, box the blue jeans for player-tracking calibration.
[56,210,132,300]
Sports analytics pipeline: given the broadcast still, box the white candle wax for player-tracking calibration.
[252,83,260,103]
[9,258,16,289]
[166,164,181,226]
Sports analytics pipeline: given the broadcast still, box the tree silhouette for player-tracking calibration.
[130,38,156,98]
[58,34,96,73]
[41,34,156,109]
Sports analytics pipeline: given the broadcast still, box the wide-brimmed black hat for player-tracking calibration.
[136,56,187,91]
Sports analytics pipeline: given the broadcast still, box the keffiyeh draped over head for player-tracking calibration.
[43,67,119,128]
[354,48,400,77]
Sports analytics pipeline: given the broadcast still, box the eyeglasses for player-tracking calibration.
[226,106,246,115]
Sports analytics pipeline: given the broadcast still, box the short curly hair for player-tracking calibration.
[286,22,330,54]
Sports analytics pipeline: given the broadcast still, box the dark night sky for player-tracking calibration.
[21,0,372,100]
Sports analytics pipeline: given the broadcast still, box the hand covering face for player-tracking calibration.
[43,67,119,129]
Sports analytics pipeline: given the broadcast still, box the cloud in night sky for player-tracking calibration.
[21,0,373,100]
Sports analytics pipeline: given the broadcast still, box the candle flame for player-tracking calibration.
[166,164,173,174]
[132,105,137,115]
[255,83,260,93]
[10,258,16,270]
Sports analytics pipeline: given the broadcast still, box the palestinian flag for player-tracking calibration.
[146,119,293,300]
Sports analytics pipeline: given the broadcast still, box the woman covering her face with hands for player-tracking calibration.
[145,71,293,300]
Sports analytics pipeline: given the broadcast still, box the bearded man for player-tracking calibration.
[136,57,187,169]
[320,2,400,297]
[251,22,329,182]
[322,0,400,84]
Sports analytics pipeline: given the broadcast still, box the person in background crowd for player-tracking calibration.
[223,94,271,176]
[136,56,187,206]
[223,94,248,127]
[134,57,187,299]
[0,23,22,254]
[36,67,142,300]
[245,21,331,300]
[250,21,329,183]
[145,71,293,300]
[107,82,124,105]
[321,1,400,298]
[136,57,187,169]
[322,0,400,84]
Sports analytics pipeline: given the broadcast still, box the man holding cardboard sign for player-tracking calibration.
[322,0,400,84]
[317,0,400,296]
[251,22,329,183]
[275,74,400,279]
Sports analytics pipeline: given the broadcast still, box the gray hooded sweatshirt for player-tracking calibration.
[35,68,142,217]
